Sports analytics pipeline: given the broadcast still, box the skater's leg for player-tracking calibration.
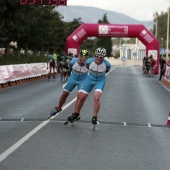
[93,91,102,117]
[75,92,88,114]
[50,91,69,117]
[58,91,70,109]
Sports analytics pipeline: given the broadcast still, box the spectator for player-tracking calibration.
[142,56,147,74]
[159,56,166,81]
[149,55,155,77]
[144,55,150,76]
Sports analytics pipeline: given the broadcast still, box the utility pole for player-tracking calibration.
[64,0,69,22]
[153,12,158,38]
[166,0,170,59]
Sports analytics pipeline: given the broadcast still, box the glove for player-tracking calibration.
[47,67,48,69]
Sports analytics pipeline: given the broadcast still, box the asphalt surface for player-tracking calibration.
[0,65,170,170]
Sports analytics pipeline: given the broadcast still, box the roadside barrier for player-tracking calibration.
[1,62,169,90]
[0,63,48,90]
[162,64,170,88]
[167,113,170,126]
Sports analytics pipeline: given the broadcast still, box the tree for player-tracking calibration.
[0,1,67,58]
[153,10,170,48]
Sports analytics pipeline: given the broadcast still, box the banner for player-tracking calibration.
[0,63,48,83]
[164,64,170,82]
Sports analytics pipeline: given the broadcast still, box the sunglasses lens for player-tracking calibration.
[96,56,103,59]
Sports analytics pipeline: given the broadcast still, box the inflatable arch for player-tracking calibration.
[66,23,159,74]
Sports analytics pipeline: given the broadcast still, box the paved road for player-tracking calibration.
[0,65,170,170]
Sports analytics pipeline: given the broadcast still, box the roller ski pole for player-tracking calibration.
[92,116,98,131]
[64,113,80,125]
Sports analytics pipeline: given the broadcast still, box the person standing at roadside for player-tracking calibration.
[149,55,155,77]
[142,56,147,74]
[159,56,166,81]
[144,55,150,76]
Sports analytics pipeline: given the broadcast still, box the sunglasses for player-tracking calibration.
[95,55,104,59]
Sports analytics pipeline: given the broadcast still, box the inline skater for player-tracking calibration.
[49,49,90,118]
[59,57,69,82]
[66,47,111,128]
[47,56,57,81]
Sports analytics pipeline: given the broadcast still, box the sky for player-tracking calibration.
[67,0,169,21]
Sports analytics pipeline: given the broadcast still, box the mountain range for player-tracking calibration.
[56,6,153,30]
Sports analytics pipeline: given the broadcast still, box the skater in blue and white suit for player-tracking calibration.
[50,49,89,117]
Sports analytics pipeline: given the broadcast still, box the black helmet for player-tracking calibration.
[80,49,89,57]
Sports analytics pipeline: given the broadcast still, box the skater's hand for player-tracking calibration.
[47,67,48,69]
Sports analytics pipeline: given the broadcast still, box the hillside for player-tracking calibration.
[56,6,153,29]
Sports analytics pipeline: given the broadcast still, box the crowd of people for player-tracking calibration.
[142,54,169,81]
[142,55,156,77]
[46,51,73,81]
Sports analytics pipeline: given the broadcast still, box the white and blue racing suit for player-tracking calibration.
[64,58,88,93]
[82,57,111,93]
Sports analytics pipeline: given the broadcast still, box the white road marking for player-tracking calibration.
[123,122,127,126]
[148,123,152,127]
[0,97,77,163]
[0,120,49,163]
[97,121,100,125]
[63,82,66,88]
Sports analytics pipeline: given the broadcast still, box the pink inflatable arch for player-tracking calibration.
[66,23,159,74]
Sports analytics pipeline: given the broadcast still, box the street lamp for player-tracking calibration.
[161,38,164,56]
[166,0,170,59]
[161,38,164,47]
[64,0,69,21]
[153,12,158,38]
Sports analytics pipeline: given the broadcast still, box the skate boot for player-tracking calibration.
[64,113,80,125]
[49,107,62,119]
[92,116,98,130]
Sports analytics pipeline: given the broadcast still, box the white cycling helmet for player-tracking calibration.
[95,47,106,56]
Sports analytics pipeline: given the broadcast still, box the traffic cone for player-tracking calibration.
[166,113,170,126]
